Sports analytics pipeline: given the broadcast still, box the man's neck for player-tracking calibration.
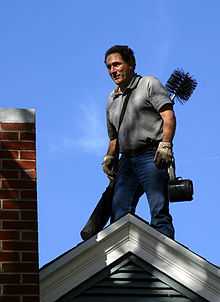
[118,74,135,93]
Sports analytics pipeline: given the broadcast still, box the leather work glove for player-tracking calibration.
[102,155,117,181]
[154,142,173,169]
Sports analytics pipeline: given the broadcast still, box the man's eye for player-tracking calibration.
[106,62,121,70]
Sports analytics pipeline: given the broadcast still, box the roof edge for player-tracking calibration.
[40,214,220,302]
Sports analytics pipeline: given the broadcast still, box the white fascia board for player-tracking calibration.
[40,223,131,302]
[40,214,220,302]
[126,216,220,302]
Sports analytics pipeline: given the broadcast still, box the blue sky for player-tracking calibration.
[0,0,220,267]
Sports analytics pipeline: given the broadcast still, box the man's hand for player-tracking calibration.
[154,142,173,169]
[102,155,117,180]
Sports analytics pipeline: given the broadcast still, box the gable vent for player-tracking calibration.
[57,254,206,302]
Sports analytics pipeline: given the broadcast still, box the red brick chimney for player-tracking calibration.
[0,109,39,302]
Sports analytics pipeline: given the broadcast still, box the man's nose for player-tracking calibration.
[110,65,117,74]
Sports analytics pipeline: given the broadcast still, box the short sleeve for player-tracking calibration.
[106,107,117,140]
[147,76,172,111]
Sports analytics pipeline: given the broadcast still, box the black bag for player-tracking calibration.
[169,178,193,202]
[168,161,194,202]
[80,182,114,240]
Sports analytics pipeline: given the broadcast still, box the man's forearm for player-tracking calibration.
[106,138,118,156]
[160,109,176,143]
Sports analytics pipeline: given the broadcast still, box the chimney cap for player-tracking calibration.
[0,108,35,123]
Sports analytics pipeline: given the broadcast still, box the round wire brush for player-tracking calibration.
[166,69,197,104]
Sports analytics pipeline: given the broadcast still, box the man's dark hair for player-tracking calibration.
[104,45,136,71]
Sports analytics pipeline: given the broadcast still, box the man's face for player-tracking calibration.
[106,53,133,86]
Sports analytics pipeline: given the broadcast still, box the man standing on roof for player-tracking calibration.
[102,45,176,239]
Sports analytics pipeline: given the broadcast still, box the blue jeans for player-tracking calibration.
[111,148,175,239]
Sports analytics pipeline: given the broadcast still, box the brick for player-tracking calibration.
[0,171,19,179]
[0,231,19,240]
[22,274,39,284]
[20,151,36,160]
[2,241,37,252]
[22,296,39,302]
[0,151,19,159]
[0,274,20,284]
[20,132,35,141]
[0,132,19,140]
[3,285,39,295]
[22,231,38,241]
[2,263,38,273]
[0,252,19,262]
[22,252,38,262]
[0,120,38,301]
[3,201,36,210]
[3,221,37,231]
[0,190,18,199]
[2,180,36,189]
[0,210,19,220]
[20,170,36,179]
[1,141,35,151]
[21,211,37,221]
[20,191,37,200]
[1,123,35,131]
[2,160,35,170]
[0,296,20,302]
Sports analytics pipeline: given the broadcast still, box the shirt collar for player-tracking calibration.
[112,73,141,99]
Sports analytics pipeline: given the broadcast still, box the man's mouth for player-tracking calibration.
[113,74,120,80]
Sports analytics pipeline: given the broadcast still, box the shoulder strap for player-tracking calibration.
[117,75,142,133]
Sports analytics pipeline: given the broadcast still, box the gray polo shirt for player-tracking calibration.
[106,74,172,153]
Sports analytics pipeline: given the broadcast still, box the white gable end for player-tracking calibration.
[40,214,220,302]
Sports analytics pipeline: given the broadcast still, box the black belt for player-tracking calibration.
[122,139,159,157]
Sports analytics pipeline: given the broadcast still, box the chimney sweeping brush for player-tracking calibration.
[166,69,198,104]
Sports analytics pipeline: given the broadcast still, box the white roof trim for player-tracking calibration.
[40,214,220,302]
